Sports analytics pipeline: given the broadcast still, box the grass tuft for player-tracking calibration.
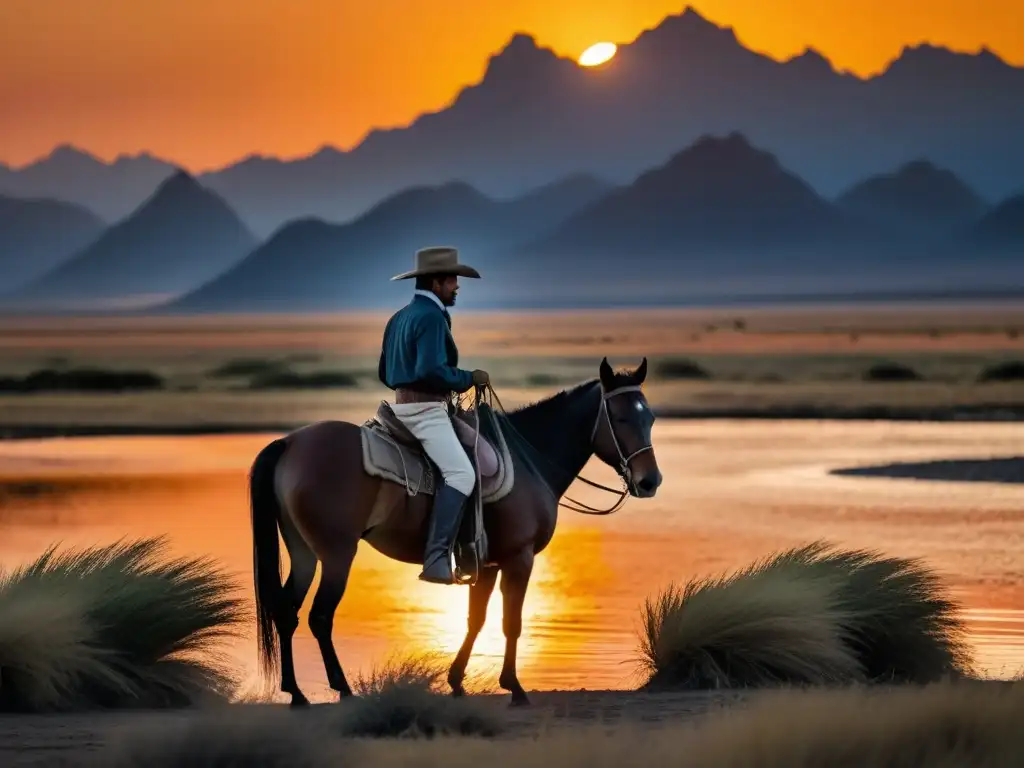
[0,537,245,713]
[637,541,972,690]
[341,651,503,739]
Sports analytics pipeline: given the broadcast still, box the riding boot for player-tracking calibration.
[419,483,469,585]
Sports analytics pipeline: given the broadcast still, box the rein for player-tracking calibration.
[480,381,652,516]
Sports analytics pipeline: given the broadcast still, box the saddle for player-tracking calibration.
[361,401,513,501]
[360,401,515,563]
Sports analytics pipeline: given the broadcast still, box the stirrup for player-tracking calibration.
[454,541,479,586]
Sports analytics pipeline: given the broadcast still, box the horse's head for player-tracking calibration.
[592,357,662,498]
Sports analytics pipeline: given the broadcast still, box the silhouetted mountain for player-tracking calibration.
[9,172,256,310]
[5,8,1022,236]
[0,146,177,222]
[837,160,988,238]
[473,134,1019,308]
[533,133,846,254]
[476,132,855,303]
[191,8,1024,232]
[0,196,106,294]
[164,174,612,312]
[497,173,614,231]
[968,193,1024,248]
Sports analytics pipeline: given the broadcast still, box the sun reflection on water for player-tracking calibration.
[337,526,620,688]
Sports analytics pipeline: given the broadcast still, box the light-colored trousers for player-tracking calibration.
[390,401,476,496]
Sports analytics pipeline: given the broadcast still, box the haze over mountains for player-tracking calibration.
[1,7,1023,238]
[167,134,1024,312]
[0,195,106,294]
[7,172,256,310]
[167,174,613,312]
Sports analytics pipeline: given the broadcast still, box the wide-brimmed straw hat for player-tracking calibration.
[389,246,482,281]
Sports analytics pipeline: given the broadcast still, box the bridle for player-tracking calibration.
[484,381,654,516]
[565,383,655,515]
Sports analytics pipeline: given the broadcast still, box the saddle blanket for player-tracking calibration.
[359,403,515,509]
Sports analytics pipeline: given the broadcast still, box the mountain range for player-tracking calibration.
[5,172,257,310]
[1,6,1023,238]
[165,173,613,312]
[0,195,106,294]
[3,132,1021,314]
[3,132,1022,314]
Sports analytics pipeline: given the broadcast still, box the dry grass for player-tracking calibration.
[0,537,245,712]
[94,708,338,768]
[89,682,1023,767]
[342,651,504,738]
[638,541,972,690]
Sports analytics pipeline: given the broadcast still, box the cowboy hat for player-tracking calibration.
[389,246,482,281]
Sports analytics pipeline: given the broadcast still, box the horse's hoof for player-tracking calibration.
[289,693,310,709]
[450,686,466,698]
[508,694,531,708]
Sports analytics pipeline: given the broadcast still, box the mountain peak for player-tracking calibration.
[884,42,1014,78]
[633,5,740,53]
[837,158,986,230]
[156,168,203,195]
[676,131,764,164]
[787,47,837,74]
[484,32,563,78]
[30,144,106,171]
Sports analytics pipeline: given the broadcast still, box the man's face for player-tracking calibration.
[434,275,460,307]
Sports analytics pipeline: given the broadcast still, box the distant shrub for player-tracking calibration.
[863,363,922,382]
[733,318,747,331]
[207,358,289,379]
[284,353,322,364]
[654,358,711,380]
[525,373,564,387]
[248,370,358,390]
[978,361,1024,382]
[0,368,164,394]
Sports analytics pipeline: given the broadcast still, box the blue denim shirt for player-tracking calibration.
[377,293,474,394]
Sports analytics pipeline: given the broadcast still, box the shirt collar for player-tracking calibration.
[414,289,446,313]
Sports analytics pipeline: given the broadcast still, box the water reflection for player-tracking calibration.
[1,423,1023,699]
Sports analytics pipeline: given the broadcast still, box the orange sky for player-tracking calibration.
[1,0,1021,171]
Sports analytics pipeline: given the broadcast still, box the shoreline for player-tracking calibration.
[0,681,1017,766]
[2,403,1024,441]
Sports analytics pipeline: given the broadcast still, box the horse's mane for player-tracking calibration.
[476,368,640,494]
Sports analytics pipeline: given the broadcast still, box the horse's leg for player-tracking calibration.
[277,513,318,707]
[308,539,358,700]
[498,549,535,707]
[447,566,499,697]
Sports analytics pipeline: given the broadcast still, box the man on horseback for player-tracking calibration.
[377,246,490,585]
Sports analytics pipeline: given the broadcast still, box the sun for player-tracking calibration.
[578,42,617,67]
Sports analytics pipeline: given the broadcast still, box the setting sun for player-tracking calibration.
[579,41,617,67]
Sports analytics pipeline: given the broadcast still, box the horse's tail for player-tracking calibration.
[249,436,288,681]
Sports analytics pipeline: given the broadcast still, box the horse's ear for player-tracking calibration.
[599,357,615,388]
[635,357,648,384]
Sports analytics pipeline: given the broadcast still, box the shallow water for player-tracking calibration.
[0,420,1022,700]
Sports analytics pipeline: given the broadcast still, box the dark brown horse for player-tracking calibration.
[248,357,662,707]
